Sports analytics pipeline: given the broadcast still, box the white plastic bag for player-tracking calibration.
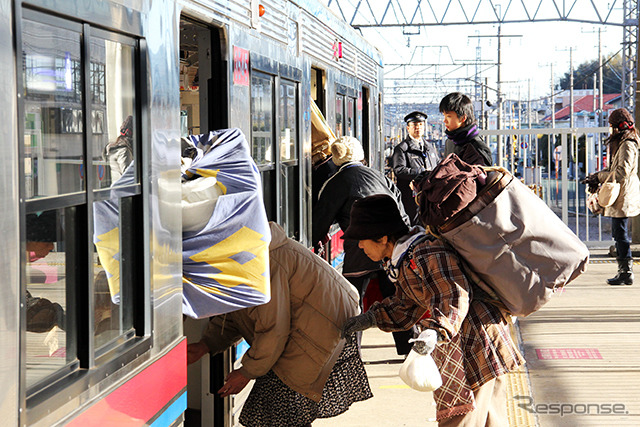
[398,331,442,392]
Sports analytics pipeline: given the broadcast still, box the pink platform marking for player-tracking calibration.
[536,348,603,360]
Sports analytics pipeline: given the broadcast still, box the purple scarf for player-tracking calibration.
[446,123,479,145]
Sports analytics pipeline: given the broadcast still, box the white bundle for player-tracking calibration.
[182,177,223,232]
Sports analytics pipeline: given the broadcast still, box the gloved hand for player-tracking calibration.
[581,174,600,194]
[408,329,438,355]
[341,311,376,339]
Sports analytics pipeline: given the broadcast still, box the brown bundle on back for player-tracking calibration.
[413,153,485,229]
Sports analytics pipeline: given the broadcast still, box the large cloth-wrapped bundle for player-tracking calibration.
[418,155,589,317]
[311,98,336,165]
[181,128,271,318]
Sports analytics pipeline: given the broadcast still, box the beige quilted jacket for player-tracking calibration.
[597,137,640,218]
[201,222,360,402]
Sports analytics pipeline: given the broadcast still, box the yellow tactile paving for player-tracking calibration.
[506,322,538,426]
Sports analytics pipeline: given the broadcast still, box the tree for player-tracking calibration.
[558,52,623,94]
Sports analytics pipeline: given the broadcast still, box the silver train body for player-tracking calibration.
[0,0,383,425]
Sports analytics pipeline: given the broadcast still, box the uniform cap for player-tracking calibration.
[404,111,427,124]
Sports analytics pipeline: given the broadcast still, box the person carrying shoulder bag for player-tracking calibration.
[583,108,640,285]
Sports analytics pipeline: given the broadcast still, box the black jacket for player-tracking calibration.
[391,136,441,222]
[444,123,493,166]
[312,162,409,276]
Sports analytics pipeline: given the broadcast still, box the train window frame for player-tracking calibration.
[250,66,302,237]
[278,78,301,239]
[16,7,152,422]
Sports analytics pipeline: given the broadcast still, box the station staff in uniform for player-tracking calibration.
[391,111,441,224]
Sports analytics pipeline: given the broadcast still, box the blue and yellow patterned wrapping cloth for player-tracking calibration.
[181,128,271,318]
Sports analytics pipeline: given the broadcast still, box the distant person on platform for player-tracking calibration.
[440,92,492,166]
[391,111,441,224]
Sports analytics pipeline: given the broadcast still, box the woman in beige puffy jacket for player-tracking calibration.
[187,222,371,426]
[585,108,640,285]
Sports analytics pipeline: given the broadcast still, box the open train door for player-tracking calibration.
[179,15,230,427]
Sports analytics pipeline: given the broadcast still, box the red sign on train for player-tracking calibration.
[233,46,249,86]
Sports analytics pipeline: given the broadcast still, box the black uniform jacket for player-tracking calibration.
[391,136,441,222]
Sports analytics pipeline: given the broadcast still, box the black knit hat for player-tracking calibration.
[608,108,635,131]
[342,194,409,240]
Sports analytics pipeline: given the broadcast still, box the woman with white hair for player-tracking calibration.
[312,136,413,354]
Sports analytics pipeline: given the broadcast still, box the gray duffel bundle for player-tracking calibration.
[430,166,589,317]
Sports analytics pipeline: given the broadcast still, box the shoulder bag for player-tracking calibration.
[597,169,620,208]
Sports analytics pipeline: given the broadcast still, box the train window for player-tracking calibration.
[25,207,79,388]
[89,31,139,352]
[279,79,299,238]
[22,19,84,199]
[279,81,297,162]
[347,97,355,138]
[251,72,274,166]
[90,35,138,190]
[20,10,146,403]
[335,94,344,137]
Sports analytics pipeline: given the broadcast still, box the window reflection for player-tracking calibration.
[347,97,355,137]
[23,20,84,199]
[279,80,299,238]
[279,82,297,162]
[251,73,274,165]
[25,208,76,388]
[335,94,344,137]
[91,37,136,189]
[93,195,135,350]
[22,18,140,387]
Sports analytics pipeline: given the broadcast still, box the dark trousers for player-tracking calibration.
[612,217,632,259]
[347,272,414,355]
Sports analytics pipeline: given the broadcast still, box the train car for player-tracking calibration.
[1,0,383,425]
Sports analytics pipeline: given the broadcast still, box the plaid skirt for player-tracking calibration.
[239,338,372,427]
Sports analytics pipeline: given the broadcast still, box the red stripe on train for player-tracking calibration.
[67,339,187,426]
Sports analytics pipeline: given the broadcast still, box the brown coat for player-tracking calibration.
[200,222,360,402]
[597,137,640,218]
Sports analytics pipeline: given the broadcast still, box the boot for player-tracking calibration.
[607,258,634,286]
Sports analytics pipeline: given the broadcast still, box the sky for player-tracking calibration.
[331,3,627,104]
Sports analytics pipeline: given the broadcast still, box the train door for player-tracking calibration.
[179,17,228,136]
[310,67,334,215]
[179,16,231,427]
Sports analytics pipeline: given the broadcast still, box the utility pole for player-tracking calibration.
[550,63,555,206]
[497,23,503,167]
[570,47,574,129]
[570,48,575,179]
[598,28,604,129]
[484,77,490,130]
[469,23,521,168]
[528,79,532,171]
